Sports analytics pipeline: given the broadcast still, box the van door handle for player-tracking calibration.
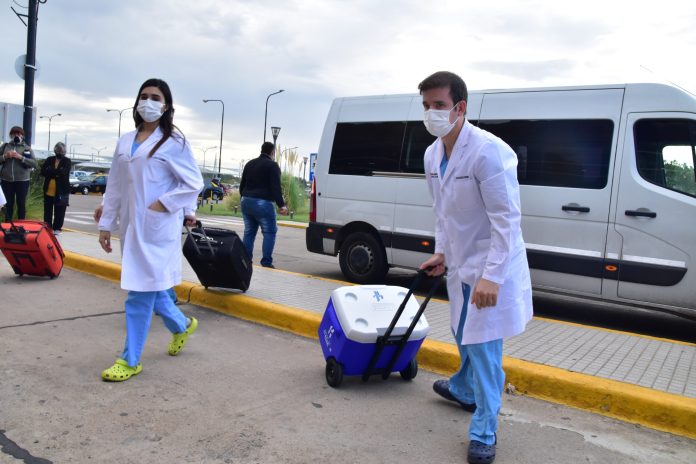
[562,204,590,213]
[625,209,657,218]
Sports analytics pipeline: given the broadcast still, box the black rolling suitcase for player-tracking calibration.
[183,222,252,291]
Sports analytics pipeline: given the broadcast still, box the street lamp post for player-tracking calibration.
[69,143,82,159]
[271,125,281,147]
[92,146,106,162]
[263,89,284,142]
[202,145,218,173]
[39,113,62,151]
[302,155,308,185]
[106,107,133,138]
[202,99,224,178]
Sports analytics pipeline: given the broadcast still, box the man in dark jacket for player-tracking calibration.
[239,141,289,268]
[40,142,71,234]
[0,126,37,221]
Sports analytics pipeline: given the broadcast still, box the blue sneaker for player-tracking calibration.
[433,379,476,412]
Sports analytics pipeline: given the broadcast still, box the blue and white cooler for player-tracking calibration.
[319,284,430,387]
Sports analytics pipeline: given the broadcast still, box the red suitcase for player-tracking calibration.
[0,220,64,278]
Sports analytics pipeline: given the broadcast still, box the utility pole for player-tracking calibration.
[13,0,44,146]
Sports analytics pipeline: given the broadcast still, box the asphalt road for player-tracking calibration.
[63,194,696,343]
[1,262,694,464]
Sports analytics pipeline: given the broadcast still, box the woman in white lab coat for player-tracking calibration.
[418,71,532,464]
[98,78,203,382]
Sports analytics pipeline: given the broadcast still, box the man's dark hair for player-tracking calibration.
[418,71,468,104]
[261,141,275,155]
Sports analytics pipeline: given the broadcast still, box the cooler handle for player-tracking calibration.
[381,267,442,340]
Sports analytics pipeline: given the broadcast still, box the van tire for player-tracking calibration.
[339,232,388,284]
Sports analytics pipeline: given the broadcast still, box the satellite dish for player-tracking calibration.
[15,54,41,80]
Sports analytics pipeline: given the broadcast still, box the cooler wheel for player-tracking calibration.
[399,358,418,381]
[325,357,343,388]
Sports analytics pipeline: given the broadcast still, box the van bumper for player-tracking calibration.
[306,222,339,255]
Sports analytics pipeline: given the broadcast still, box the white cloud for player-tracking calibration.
[1,0,695,169]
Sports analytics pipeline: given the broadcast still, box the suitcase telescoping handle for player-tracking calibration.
[184,221,216,257]
[362,267,445,382]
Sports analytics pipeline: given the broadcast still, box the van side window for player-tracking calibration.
[479,119,614,189]
[329,122,404,175]
[634,119,696,198]
[401,122,436,173]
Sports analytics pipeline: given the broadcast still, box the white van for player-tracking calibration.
[306,83,696,319]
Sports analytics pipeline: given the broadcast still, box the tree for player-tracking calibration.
[664,161,696,196]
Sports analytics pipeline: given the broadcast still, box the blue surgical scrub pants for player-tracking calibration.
[240,196,278,267]
[121,290,188,367]
[448,284,504,445]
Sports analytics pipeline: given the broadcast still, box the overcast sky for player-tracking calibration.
[1,0,695,175]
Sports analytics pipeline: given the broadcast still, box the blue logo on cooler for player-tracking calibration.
[373,291,384,302]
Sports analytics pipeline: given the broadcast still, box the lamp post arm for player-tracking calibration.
[264,94,271,142]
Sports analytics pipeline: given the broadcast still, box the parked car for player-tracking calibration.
[220,183,234,195]
[200,180,225,200]
[70,170,90,178]
[71,175,108,195]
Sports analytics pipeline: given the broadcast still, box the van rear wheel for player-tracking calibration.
[339,232,388,284]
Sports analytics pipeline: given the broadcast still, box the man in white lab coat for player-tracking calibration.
[419,71,533,464]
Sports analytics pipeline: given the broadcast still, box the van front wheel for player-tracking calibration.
[339,232,388,284]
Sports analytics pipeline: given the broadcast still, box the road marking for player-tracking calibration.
[64,217,96,225]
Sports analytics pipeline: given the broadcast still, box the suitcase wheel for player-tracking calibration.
[399,358,418,381]
[325,357,343,388]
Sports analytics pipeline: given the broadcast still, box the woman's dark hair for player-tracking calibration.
[418,71,468,104]
[9,126,24,136]
[133,78,184,157]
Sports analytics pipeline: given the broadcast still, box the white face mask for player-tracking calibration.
[423,104,460,137]
[137,99,164,123]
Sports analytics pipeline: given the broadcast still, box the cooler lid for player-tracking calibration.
[330,285,430,343]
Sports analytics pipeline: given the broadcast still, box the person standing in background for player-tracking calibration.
[0,126,37,222]
[41,142,71,235]
[239,141,289,268]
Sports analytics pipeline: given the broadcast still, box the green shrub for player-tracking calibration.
[1,160,44,221]
[224,190,241,213]
[281,173,307,213]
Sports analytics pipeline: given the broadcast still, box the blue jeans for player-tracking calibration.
[241,196,278,267]
[449,284,505,446]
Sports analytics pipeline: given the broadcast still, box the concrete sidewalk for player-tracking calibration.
[55,229,696,440]
[4,262,696,463]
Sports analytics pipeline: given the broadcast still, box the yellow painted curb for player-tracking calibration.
[64,251,121,282]
[278,221,308,229]
[188,286,322,338]
[503,357,696,439]
[63,251,696,440]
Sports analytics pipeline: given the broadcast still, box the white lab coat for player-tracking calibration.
[98,128,203,292]
[424,120,533,345]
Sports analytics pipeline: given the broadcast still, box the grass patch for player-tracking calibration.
[197,191,309,223]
